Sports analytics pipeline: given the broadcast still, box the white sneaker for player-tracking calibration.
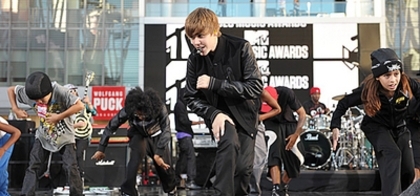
[53,187,70,195]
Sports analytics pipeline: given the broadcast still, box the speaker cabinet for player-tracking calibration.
[84,144,129,187]
[7,120,36,134]
[8,134,34,189]
[91,127,127,137]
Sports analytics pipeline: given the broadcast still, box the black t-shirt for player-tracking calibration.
[266,86,302,123]
[302,100,328,116]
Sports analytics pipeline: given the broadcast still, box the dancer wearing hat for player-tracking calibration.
[7,71,84,195]
[331,48,420,196]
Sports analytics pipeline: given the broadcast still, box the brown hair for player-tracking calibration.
[185,8,221,39]
[361,73,412,117]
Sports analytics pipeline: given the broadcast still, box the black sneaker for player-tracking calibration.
[186,180,201,190]
[119,188,130,196]
[283,183,289,196]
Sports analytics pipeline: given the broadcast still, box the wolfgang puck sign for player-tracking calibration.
[92,86,125,120]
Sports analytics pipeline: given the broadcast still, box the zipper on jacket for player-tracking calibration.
[390,98,395,129]
[143,121,147,136]
[226,67,234,82]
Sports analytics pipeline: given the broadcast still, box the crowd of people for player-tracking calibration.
[2,6,420,196]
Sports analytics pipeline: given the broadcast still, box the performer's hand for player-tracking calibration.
[82,96,91,103]
[196,74,211,89]
[73,121,86,129]
[332,128,340,151]
[285,133,299,150]
[91,151,105,161]
[13,108,28,119]
[212,113,235,142]
[46,113,60,125]
[153,155,170,170]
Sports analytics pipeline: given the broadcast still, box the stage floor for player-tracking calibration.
[8,188,382,196]
[8,169,382,195]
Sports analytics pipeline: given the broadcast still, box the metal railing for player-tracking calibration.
[145,0,379,17]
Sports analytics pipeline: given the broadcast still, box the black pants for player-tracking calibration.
[75,138,89,178]
[266,121,303,179]
[175,136,197,182]
[406,121,420,168]
[362,124,414,196]
[120,133,178,196]
[20,139,83,196]
[213,122,255,196]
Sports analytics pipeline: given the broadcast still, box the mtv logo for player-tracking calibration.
[244,30,269,46]
[258,60,270,76]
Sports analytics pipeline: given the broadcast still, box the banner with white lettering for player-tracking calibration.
[144,22,379,128]
[92,86,125,120]
[221,24,313,102]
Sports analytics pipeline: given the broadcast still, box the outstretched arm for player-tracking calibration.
[92,108,129,161]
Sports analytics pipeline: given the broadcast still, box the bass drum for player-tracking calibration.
[300,130,332,169]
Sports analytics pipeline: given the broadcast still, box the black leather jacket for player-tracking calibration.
[330,78,420,132]
[97,106,171,156]
[184,34,263,138]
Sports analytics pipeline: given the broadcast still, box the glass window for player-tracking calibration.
[1,0,140,87]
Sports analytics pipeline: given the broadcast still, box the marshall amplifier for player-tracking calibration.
[91,127,128,138]
[84,144,129,187]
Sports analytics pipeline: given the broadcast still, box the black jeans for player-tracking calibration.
[175,136,197,182]
[213,122,255,196]
[406,121,420,168]
[20,139,82,196]
[75,138,89,178]
[120,133,178,196]
[362,124,414,196]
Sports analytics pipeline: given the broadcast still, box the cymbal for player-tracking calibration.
[332,94,346,101]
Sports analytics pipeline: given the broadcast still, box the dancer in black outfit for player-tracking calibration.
[91,87,177,196]
[331,48,420,196]
[184,8,263,196]
[264,86,306,196]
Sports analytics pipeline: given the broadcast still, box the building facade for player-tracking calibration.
[0,0,418,115]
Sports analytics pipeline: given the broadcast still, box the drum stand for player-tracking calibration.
[333,108,377,170]
[334,109,357,169]
[357,131,377,169]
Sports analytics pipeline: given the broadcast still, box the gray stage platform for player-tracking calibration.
[8,169,382,195]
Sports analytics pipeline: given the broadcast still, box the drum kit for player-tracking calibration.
[300,94,378,170]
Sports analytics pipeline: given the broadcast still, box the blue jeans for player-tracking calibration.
[0,133,14,196]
